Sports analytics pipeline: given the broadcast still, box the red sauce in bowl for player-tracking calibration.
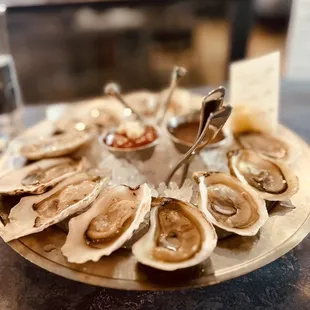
[104,126,158,149]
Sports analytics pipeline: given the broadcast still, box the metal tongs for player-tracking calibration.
[165,87,232,187]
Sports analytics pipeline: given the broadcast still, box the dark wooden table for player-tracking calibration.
[1,81,310,310]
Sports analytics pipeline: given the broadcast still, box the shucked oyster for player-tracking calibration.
[20,124,96,160]
[235,131,293,163]
[0,157,86,195]
[228,149,299,201]
[124,91,158,117]
[132,197,217,271]
[71,97,124,129]
[61,184,151,263]
[0,173,106,242]
[194,172,268,236]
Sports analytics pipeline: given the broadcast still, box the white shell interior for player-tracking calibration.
[0,173,106,242]
[132,200,217,271]
[0,157,85,195]
[229,150,299,201]
[196,172,268,236]
[61,183,152,263]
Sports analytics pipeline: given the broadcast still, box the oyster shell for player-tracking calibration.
[54,118,95,133]
[124,91,158,117]
[70,97,124,129]
[61,184,152,263]
[0,157,86,195]
[194,172,268,236]
[235,131,293,162]
[132,197,217,271]
[0,173,106,242]
[228,149,299,201]
[20,125,96,160]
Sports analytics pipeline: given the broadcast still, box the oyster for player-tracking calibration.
[228,149,299,201]
[194,172,268,236]
[0,173,106,242]
[0,157,86,195]
[54,118,95,133]
[20,124,96,160]
[132,197,217,271]
[235,131,293,162]
[70,98,124,129]
[61,184,152,263]
[124,91,158,117]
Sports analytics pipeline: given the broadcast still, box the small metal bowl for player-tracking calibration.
[100,126,161,161]
[166,112,230,154]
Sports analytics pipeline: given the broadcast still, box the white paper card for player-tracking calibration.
[229,51,280,134]
[286,0,310,80]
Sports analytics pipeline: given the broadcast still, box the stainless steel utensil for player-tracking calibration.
[156,66,187,126]
[165,87,231,187]
[104,82,145,123]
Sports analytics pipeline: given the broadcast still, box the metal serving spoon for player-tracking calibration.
[156,66,187,126]
[104,82,145,124]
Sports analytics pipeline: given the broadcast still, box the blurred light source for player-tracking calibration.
[123,108,132,117]
[0,5,6,14]
[91,109,100,118]
[75,122,86,131]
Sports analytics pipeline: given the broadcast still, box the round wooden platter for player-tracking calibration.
[2,125,310,291]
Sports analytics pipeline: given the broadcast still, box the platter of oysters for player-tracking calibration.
[0,65,309,291]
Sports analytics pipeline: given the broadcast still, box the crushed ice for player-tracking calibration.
[87,129,231,200]
[155,179,193,203]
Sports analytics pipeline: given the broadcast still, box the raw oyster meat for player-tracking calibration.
[61,184,151,263]
[0,172,106,242]
[132,197,217,271]
[194,172,268,236]
[235,131,293,162]
[20,124,96,160]
[228,149,299,201]
[0,157,86,195]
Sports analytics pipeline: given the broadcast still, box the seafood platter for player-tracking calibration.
[0,65,309,290]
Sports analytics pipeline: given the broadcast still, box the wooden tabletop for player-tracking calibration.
[0,80,310,309]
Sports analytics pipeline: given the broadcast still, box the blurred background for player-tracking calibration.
[5,0,292,104]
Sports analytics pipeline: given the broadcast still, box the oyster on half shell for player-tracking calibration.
[0,172,106,242]
[124,91,159,117]
[71,98,124,129]
[194,172,268,236]
[235,131,294,163]
[0,157,86,195]
[20,124,96,160]
[132,197,217,271]
[61,184,152,263]
[228,149,299,201]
